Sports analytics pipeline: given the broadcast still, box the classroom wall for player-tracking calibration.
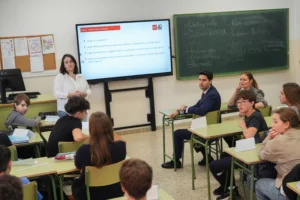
[0,0,299,127]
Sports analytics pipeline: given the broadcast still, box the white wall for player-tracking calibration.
[0,0,298,127]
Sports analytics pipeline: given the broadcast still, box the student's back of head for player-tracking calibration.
[0,175,23,200]
[64,95,90,115]
[0,145,11,175]
[120,159,153,200]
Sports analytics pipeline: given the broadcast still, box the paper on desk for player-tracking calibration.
[82,122,89,135]
[12,158,37,166]
[190,116,207,130]
[13,128,36,138]
[30,55,44,72]
[146,185,159,200]
[297,181,300,189]
[45,115,59,122]
[235,137,256,152]
[14,38,29,56]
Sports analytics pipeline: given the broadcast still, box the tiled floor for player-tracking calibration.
[120,119,248,200]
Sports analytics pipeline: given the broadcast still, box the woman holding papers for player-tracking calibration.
[53,54,91,118]
[280,82,300,120]
[47,96,90,157]
[227,72,268,109]
[72,112,126,200]
[210,90,268,200]
[256,108,300,200]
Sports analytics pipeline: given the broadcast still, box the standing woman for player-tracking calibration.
[53,54,91,117]
[72,112,126,200]
[255,108,300,200]
[228,72,268,109]
[280,82,300,120]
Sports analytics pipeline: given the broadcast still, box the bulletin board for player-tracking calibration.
[0,34,56,72]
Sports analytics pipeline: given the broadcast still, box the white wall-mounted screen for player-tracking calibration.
[76,19,173,83]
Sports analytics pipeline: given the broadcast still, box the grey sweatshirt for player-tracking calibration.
[5,110,41,129]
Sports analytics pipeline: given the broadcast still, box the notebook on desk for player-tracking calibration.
[8,135,29,144]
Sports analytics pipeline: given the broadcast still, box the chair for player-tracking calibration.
[8,145,18,161]
[23,181,38,200]
[58,140,89,153]
[258,106,272,117]
[85,160,124,200]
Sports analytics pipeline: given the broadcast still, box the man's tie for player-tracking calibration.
[201,92,204,99]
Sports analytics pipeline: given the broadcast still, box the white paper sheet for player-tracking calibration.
[28,37,42,56]
[13,128,29,137]
[45,115,59,122]
[235,137,256,152]
[190,116,207,130]
[42,35,55,54]
[30,55,44,72]
[1,39,15,58]
[14,38,29,56]
[2,56,15,69]
[146,185,159,200]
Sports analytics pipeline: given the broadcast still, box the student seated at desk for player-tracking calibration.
[227,72,268,109]
[5,94,41,129]
[0,145,43,200]
[256,108,300,200]
[0,175,23,200]
[47,96,90,157]
[280,82,300,120]
[210,90,268,200]
[161,71,221,168]
[119,159,153,200]
[72,112,126,200]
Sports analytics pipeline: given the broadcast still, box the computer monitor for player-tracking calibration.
[0,69,26,104]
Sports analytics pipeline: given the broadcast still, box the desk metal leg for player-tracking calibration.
[162,116,166,164]
[171,119,177,171]
[49,175,57,200]
[229,157,235,200]
[190,136,195,190]
[59,175,64,200]
[250,166,254,200]
[205,140,211,200]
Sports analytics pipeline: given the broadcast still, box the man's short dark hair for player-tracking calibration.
[199,70,213,80]
[237,90,257,108]
[14,94,30,108]
[64,96,90,115]
[120,159,153,199]
[0,145,11,173]
[0,175,23,200]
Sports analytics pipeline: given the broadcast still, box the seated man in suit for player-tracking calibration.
[162,70,221,169]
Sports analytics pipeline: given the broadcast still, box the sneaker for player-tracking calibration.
[198,155,214,166]
[216,187,240,200]
[161,160,182,169]
[213,186,226,196]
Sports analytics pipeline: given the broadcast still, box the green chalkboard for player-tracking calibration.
[173,9,289,80]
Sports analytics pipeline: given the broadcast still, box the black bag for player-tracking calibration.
[72,177,87,200]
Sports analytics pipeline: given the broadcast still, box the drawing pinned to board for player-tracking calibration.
[30,55,44,72]
[1,39,16,69]
[14,38,29,56]
[28,37,42,56]
[42,35,55,54]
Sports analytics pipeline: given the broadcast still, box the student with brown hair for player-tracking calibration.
[5,93,41,129]
[0,175,23,200]
[256,108,300,200]
[120,159,153,200]
[228,72,268,109]
[280,82,300,120]
[72,111,126,200]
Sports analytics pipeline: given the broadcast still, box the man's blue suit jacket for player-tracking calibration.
[186,85,221,116]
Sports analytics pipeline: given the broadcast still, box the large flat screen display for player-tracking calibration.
[76,19,173,83]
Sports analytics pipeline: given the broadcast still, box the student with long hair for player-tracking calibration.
[280,82,300,120]
[72,112,126,200]
[228,72,268,109]
[256,108,300,200]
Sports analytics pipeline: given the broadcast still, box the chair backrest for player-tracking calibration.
[258,106,272,117]
[193,110,221,125]
[85,160,124,187]
[8,145,18,161]
[23,181,38,200]
[58,140,89,153]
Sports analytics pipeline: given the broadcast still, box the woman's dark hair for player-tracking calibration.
[274,107,299,129]
[64,96,90,115]
[59,54,79,75]
[89,112,114,168]
[199,70,213,80]
[241,72,259,89]
[282,83,300,111]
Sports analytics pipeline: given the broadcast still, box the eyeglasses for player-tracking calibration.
[237,100,249,105]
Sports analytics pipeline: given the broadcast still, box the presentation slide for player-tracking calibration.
[76,20,172,82]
